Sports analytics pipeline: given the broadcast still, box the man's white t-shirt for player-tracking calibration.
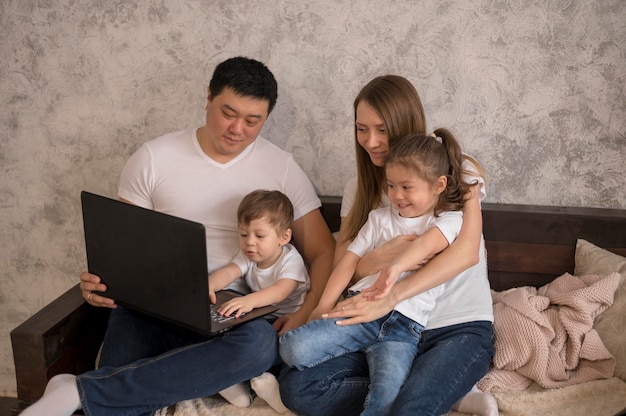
[118,128,320,276]
[347,207,462,326]
[231,244,310,318]
[340,158,493,329]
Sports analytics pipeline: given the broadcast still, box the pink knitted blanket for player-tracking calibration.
[478,272,620,392]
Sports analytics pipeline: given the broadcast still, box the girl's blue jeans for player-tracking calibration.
[75,305,278,416]
[279,320,494,416]
[280,311,423,416]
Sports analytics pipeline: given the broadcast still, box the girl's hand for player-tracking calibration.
[362,264,401,300]
[323,292,395,326]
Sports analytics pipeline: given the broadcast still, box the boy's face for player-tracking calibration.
[202,87,269,163]
[238,216,291,269]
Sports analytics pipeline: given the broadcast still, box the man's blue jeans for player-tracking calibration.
[279,320,494,416]
[76,306,278,416]
[280,311,423,416]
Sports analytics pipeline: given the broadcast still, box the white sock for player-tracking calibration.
[219,382,252,408]
[21,374,81,416]
[250,372,289,414]
[452,385,498,416]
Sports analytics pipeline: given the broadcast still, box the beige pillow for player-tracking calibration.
[575,239,626,382]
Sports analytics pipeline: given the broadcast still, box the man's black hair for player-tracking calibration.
[209,56,278,114]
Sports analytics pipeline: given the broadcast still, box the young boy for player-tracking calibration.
[211,189,309,413]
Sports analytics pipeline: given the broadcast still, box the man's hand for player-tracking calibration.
[272,307,309,334]
[306,305,333,323]
[80,271,117,309]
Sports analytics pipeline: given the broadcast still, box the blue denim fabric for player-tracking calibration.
[280,311,422,416]
[77,306,278,416]
[279,320,494,416]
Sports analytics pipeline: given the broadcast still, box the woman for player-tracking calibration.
[279,75,496,415]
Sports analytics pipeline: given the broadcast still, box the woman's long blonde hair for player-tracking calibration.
[343,75,485,242]
[343,75,427,242]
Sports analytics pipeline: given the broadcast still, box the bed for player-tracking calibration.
[10,197,626,415]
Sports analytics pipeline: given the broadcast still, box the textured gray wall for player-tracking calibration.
[1,0,624,395]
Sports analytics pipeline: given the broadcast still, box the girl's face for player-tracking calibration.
[385,164,446,218]
[238,217,291,269]
[355,100,389,167]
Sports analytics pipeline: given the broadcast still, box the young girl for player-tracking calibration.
[280,131,485,416]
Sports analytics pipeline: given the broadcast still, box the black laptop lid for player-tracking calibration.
[81,191,212,333]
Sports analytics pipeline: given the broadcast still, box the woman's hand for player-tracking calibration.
[322,292,395,326]
[354,234,417,281]
[80,271,117,309]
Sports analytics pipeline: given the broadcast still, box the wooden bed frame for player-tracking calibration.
[10,197,626,407]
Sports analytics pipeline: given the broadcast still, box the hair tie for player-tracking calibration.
[429,132,442,143]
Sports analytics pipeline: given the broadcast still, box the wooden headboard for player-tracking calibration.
[319,196,626,291]
[11,197,626,404]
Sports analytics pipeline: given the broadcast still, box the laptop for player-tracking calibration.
[80,190,278,336]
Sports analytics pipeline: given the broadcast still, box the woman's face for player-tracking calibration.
[355,100,389,167]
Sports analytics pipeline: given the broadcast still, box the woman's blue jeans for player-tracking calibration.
[76,306,278,416]
[280,311,423,416]
[279,320,494,416]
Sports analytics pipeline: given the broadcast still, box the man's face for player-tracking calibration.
[203,87,269,162]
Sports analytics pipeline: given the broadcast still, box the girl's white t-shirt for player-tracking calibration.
[340,158,493,329]
[347,207,462,326]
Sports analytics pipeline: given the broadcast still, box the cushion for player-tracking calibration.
[575,239,626,382]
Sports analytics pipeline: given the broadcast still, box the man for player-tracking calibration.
[22,56,335,416]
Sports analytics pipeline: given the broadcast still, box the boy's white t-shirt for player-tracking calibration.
[231,244,310,318]
[118,128,320,275]
[341,158,493,329]
[347,207,462,326]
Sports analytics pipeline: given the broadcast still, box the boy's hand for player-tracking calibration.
[218,295,254,318]
[209,289,217,305]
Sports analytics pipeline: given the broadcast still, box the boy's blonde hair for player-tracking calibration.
[237,190,294,233]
